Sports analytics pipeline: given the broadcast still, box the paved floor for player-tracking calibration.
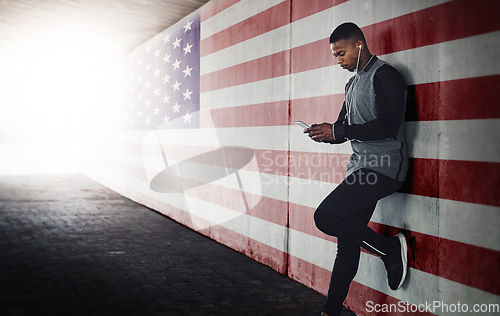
[0,174,355,316]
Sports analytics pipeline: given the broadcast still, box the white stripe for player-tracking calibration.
[290,31,500,100]
[290,66,350,100]
[287,228,500,314]
[438,199,500,253]
[141,126,290,152]
[378,195,500,253]
[200,0,285,40]
[201,74,290,110]
[200,0,449,75]
[407,119,500,163]
[136,125,348,155]
[184,195,288,251]
[384,31,500,85]
[131,141,289,202]
[200,24,290,76]
[290,119,500,163]
[201,31,500,106]
[288,176,500,252]
[290,0,451,49]
[114,120,500,162]
[92,140,290,202]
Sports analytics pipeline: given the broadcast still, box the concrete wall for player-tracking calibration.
[85,0,500,314]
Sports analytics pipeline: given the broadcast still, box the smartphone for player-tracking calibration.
[294,121,310,129]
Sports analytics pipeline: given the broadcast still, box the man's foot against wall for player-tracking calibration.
[382,232,408,290]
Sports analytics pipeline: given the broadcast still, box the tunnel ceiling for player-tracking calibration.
[0,0,209,63]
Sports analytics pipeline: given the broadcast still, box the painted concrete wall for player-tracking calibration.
[85,0,500,315]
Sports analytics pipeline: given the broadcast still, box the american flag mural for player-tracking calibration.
[118,15,201,130]
[85,0,500,314]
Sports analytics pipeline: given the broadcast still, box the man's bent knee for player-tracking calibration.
[314,208,338,236]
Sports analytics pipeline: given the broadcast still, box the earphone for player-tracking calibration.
[355,44,362,71]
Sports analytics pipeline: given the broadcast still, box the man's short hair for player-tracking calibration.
[329,22,366,44]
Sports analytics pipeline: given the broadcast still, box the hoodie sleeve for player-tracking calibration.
[325,101,348,144]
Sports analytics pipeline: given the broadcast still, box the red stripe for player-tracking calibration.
[200,0,350,36]
[200,0,500,89]
[400,157,439,200]
[201,0,500,64]
[402,158,500,207]
[200,0,240,22]
[408,75,500,121]
[291,0,500,75]
[289,202,500,295]
[368,222,500,297]
[287,254,330,295]
[200,218,287,273]
[200,50,289,92]
[184,182,288,227]
[140,143,227,167]
[291,0,349,22]
[290,76,500,123]
[439,159,500,207]
[287,151,350,185]
[289,203,335,242]
[290,95,345,125]
[153,145,290,176]
[290,38,334,74]
[136,140,500,207]
[200,0,290,57]
[200,101,289,128]
[365,0,500,57]
[203,45,500,101]
[201,76,500,125]
[139,143,289,176]
[286,151,500,207]
[125,155,290,227]
[288,255,435,315]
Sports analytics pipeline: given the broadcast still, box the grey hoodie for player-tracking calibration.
[331,56,408,182]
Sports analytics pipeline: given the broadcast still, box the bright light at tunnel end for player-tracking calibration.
[0,26,121,174]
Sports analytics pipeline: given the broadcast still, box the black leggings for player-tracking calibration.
[314,169,403,315]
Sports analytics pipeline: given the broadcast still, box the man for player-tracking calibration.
[304,22,409,316]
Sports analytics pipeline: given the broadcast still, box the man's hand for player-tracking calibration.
[304,123,333,142]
